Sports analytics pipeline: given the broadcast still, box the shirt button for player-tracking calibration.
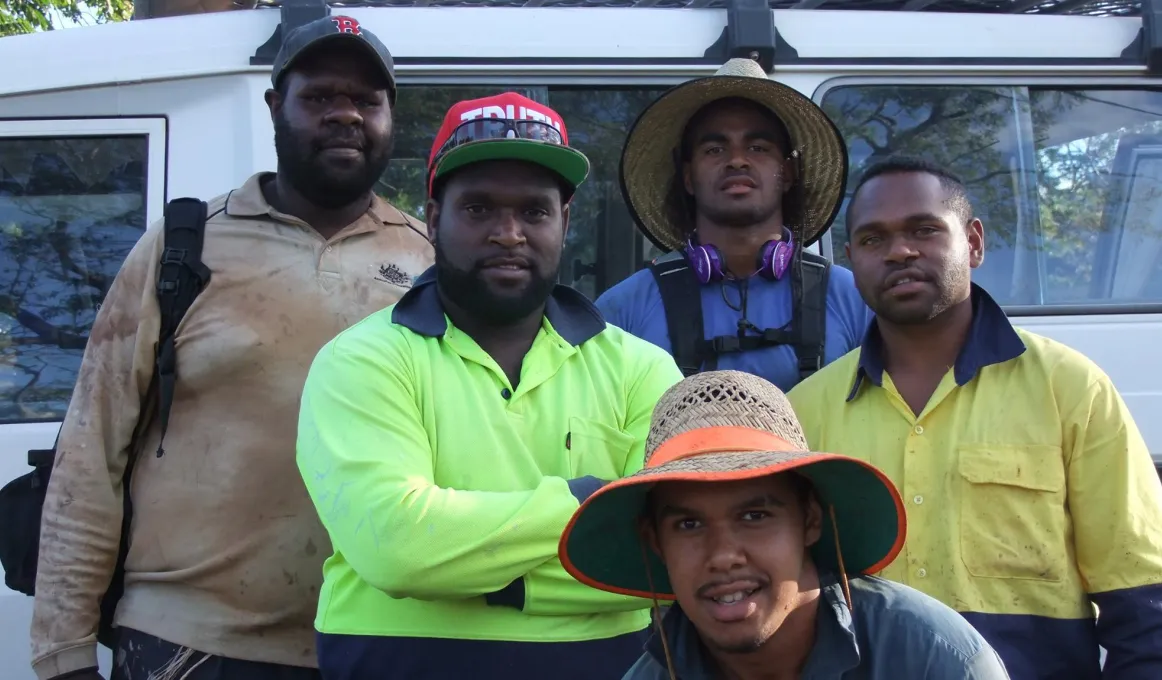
[325,246,333,252]
[913,495,924,505]
[501,388,512,400]
[917,568,927,578]
[913,425,924,435]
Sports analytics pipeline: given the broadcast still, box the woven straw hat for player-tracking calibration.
[620,58,848,251]
[559,370,905,600]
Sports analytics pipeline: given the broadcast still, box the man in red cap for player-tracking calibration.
[295,93,684,679]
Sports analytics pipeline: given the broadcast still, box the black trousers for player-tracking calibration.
[110,627,321,680]
[317,629,650,679]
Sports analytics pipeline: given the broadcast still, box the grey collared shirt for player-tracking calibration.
[623,574,1010,680]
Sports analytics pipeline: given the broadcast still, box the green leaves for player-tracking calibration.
[1,0,133,37]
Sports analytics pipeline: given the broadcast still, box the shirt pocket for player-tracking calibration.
[566,417,636,482]
[957,444,1068,582]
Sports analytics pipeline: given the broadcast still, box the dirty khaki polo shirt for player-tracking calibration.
[30,172,434,679]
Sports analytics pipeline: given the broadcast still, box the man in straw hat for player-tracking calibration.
[559,370,1010,680]
[596,57,871,392]
[788,157,1162,680]
[296,92,683,679]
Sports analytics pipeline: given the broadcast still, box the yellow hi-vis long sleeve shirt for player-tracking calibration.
[296,267,683,677]
[787,284,1162,680]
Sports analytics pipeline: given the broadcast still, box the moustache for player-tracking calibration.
[314,134,366,153]
[696,575,770,599]
[718,170,757,189]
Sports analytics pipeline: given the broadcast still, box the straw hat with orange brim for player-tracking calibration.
[559,370,906,603]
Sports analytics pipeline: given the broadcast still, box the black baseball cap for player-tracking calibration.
[271,15,397,103]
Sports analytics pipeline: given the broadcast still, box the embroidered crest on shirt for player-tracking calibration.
[375,263,412,287]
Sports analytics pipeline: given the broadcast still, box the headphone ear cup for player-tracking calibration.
[771,240,793,280]
[757,241,777,279]
[685,242,715,285]
[702,243,724,283]
[759,240,786,280]
[757,240,795,280]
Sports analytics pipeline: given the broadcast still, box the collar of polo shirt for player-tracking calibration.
[847,284,1027,402]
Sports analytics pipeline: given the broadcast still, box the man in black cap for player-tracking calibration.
[28,16,432,680]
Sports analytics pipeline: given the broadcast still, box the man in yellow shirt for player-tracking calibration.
[787,156,1162,680]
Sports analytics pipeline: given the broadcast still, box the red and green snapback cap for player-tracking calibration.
[427,92,591,197]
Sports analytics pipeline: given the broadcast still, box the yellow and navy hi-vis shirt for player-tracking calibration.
[787,284,1162,680]
[296,267,683,679]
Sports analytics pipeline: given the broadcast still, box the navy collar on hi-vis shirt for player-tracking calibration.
[392,265,607,346]
[847,284,1026,402]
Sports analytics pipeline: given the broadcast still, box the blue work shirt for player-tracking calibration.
[622,574,1011,680]
[596,259,872,392]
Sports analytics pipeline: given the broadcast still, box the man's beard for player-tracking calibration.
[273,113,393,209]
[872,266,971,326]
[434,237,558,327]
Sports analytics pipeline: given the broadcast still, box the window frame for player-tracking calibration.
[811,75,1162,317]
[0,115,168,425]
[0,116,168,224]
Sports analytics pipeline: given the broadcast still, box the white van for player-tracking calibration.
[1,0,1158,675]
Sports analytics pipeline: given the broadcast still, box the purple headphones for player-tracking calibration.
[684,228,796,285]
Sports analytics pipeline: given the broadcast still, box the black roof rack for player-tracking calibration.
[249,0,1138,12]
[250,0,1161,74]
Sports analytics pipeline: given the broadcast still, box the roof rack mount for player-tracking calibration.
[1143,0,1162,72]
[250,0,330,67]
[703,0,789,72]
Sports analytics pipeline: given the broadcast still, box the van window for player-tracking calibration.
[819,85,1162,310]
[0,135,149,423]
[383,86,667,300]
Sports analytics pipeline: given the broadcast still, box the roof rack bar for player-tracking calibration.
[1007,0,1049,11]
[902,0,942,9]
[1044,0,1106,12]
[250,0,330,67]
[243,1,1143,17]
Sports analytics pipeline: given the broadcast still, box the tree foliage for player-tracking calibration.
[1,0,133,37]
[821,85,1162,306]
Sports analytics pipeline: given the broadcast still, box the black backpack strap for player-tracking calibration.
[153,198,211,457]
[648,252,704,377]
[96,198,210,648]
[647,247,831,384]
[791,250,831,383]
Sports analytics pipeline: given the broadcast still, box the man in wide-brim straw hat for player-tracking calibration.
[596,58,871,392]
[558,370,1010,680]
